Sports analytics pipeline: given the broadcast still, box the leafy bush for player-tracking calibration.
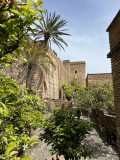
[61,79,81,100]
[0,76,47,159]
[74,83,114,115]
[70,78,78,86]
[88,83,114,114]
[40,107,93,160]
[61,84,74,100]
[74,86,92,110]
[62,82,114,115]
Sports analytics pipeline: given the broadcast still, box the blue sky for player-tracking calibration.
[42,0,120,75]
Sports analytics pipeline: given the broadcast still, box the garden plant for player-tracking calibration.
[0,76,47,159]
[62,81,114,115]
[40,106,93,160]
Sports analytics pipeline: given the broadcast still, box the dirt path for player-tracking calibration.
[24,115,119,160]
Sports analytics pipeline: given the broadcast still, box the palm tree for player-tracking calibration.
[24,41,55,93]
[34,10,71,51]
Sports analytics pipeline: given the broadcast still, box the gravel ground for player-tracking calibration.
[24,115,119,160]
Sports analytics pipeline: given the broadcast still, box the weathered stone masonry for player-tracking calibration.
[86,73,112,87]
[107,10,120,158]
[0,37,86,100]
[63,60,86,86]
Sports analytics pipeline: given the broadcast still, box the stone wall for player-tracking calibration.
[44,48,69,99]
[0,36,85,99]
[0,57,27,86]
[63,60,86,86]
[86,73,112,87]
[107,10,120,156]
[80,108,117,146]
[91,109,117,146]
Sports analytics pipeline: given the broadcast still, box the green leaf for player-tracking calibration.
[30,135,38,142]
[0,24,5,27]
[9,151,18,157]
[27,0,32,7]
[30,142,38,147]
[0,102,8,116]
[5,142,16,157]
[10,9,22,16]
[21,156,31,160]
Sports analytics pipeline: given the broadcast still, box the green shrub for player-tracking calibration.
[70,78,78,86]
[74,86,91,110]
[40,107,93,160]
[74,83,114,115]
[61,84,74,100]
[88,83,114,114]
[61,80,81,100]
[62,82,114,115]
[0,77,47,159]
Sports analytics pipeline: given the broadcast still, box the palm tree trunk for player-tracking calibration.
[44,38,49,49]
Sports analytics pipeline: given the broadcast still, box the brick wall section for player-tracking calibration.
[86,73,113,87]
[106,10,120,51]
[107,10,120,157]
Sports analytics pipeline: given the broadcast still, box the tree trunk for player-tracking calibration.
[44,38,49,50]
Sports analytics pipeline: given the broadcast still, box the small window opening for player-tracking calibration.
[75,70,77,74]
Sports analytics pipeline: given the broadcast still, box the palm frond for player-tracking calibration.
[34,10,71,51]
[54,36,68,47]
[52,38,65,51]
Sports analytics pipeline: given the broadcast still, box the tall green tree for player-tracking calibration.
[34,10,71,50]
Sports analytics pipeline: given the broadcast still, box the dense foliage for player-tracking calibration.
[61,79,80,100]
[40,107,93,160]
[88,83,114,115]
[61,84,75,100]
[0,0,43,63]
[62,81,114,115]
[0,76,47,159]
[74,86,91,110]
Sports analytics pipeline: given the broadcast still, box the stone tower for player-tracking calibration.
[63,60,86,86]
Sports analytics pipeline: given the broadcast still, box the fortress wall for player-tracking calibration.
[0,37,85,99]
[86,73,113,87]
[63,60,86,86]
[0,58,27,86]
[46,48,69,99]
[70,61,86,86]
